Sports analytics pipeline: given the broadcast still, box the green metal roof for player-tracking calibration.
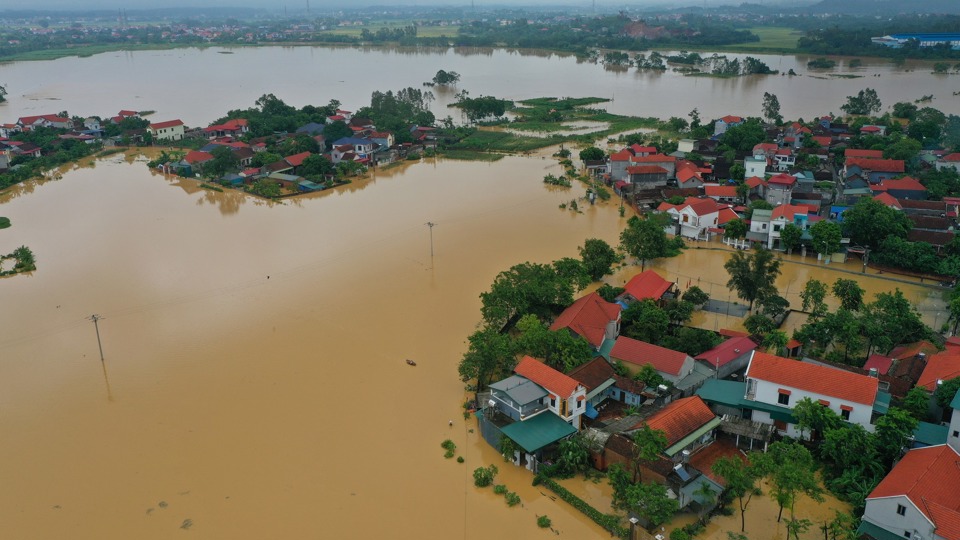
[598,338,616,361]
[873,390,891,415]
[913,421,949,446]
[857,520,909,540]
[666,417,723,456]
[696,379,797,423]
[500,411,577,453]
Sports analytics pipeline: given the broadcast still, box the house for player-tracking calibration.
[695,337,758,379]
[935,153,960,173]
[296,122,326,137]
[845,158,906,184]
[704,184,738,204]
[17,114,72,131]
[368,131,394,150]
[774,148,795,172]
[549,292,621,351]
[859,444,960,540]
[767,204,810,250]
[743,352,881,437]
[633,154,677,178]
[331,137,374,157]
[860,125,887,137]
[753,143,778,160]
[872,177,928,200]
[203,118,249,139]
[744,153,768,180]
[745,176,766,199]
[714,115,743,137]
[677,167,704,189]
[657,197,723,241]
[765,173,798,206]
[627,165,669,187]
[609,336,696,385]
[568,357,617,418]
[83,117,101,131]
[917,353,960,393]
[148,119,185,141]
[846,148,884,159]
[619,269,676,305]
[182,150,214,169]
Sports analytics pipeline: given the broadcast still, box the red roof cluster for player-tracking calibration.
[204,118,248,133]
[18,114,70,125]
[514,356,581,398]
[872,176,926,193]
[942,153,960,163]
[631,396,716,447]
[611,336,689,376]
[623,270,673,302]
[872,192,902,208]
[284,151,312,167]
[868,445,960,540]
[771,204,809,221]
[747,352,879,405]
[184,150,214,164]
[549,292,621,348]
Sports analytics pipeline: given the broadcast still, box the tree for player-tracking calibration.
[724,247,783,311]
[810,220,842,262]
[205,146,239,179]
[892,102,918,120]
[820,424,882,480]
[744,313,777,336]
[720,119,767,154]
[712,456,762,533]
[579,238,618,281]
[660,327,722,357]
[514,314,592,372]
[874,407,919,468]
[553,257,591,291]
[800,279,828,318]
[762,92,782,124]
[902,386,930,421]
[0,84,6,103]
[620,215,670,270]
[840,88,881,116]
[762,330,789,355]
[553,436,592,477]
[579,146,605,161]
[724,218,747,240]
[842,197,911,250]
[663,299,695,325]
[479,262,574,331]
[621,300,670,343]
[682,286,709,306]
[298,154,334,178]
[730,163,746,182]
[431,69,460,86]
[249,179,281,198]
[934,377,960,409]
[631,424,668,482]
[627,481,680,527]
[754,441,823,523]
[832,279,865,311]
[779,223,803,255]
[862,290,930,356]
[457,326,513,391]
[792,397,842,440]
[633,363,666,388]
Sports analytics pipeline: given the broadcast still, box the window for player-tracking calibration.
[773,225,781,232]
[953,430,959,438]
[778,392,790,406]
[841,409,851,421]
[903,532,911,539]
[897,504,907,516]
[550,397,556,408]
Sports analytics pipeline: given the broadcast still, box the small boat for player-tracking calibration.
[406,359,417,366]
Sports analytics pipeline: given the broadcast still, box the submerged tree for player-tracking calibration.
[712,456,762,533]
[724,247,783,311]
[762,92,782,124]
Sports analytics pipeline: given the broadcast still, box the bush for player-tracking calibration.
[457,456,465,463]
[505,492,521,507]
[537,516,552,528]
[441,440,456,451]
[493,484,508,495]
[444,449,455,459]
[473,465,498,488]
[671,529,691,540]
[0,217,10,229]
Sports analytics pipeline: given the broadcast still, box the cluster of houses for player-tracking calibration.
[593,115,959,258]
[474,272,960,533]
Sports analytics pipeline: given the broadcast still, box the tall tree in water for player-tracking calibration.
[724,247,782,311]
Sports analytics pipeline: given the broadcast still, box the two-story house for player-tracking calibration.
[203,118,249,139]
[935,153,960,173]
[764,173,798,206]
[767,204,810,250]
[331,137,374,158]
[657,197,722,241]
[148,119,185,141]
[17,114,72,131]
[845,158,906,184]
[549,292,621,352]
[743,352,880,437]
[714,115,743,137]
[744,153,768,180]
[859,443,960,540]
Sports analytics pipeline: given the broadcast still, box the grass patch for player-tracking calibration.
[723,26,801,51]
[451,130,559,153]
[440,149,504,162]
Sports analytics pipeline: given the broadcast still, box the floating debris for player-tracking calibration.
[405,359,417,366]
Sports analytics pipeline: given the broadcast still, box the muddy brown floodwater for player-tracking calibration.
[0,152,942,539]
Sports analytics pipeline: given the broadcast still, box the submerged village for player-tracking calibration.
[3,67,960,540]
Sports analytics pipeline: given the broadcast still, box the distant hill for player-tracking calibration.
[807,0,960,15]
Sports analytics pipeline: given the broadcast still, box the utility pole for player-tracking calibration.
[426,222,436,257]
[88,314,105,363]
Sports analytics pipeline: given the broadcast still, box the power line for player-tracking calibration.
[88,314,106,363]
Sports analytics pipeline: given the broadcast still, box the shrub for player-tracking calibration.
[444,449,455,459]
[537,516,552,528]
[457,456,465,463]
[0,217,10,229]
[534,475,628,536]
[441,440,456,451]
[493,484,508,495]
[505,492,521,507]
[671,529,691,540]
[473,465,498,488]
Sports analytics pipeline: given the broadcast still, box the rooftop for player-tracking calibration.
[549,292,620,348]
[514,356,581,398]
[746,352,879,405]
[622,270,673,302]
[695,336,758,368]
[610,336,690,376]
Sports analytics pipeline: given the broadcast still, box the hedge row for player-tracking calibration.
[534,475,628,538]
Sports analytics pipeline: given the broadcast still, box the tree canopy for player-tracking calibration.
[724,247,783,311]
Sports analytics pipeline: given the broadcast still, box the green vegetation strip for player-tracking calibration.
[533,475,628,538]
[440,150,504,162]
[451,130,558,153]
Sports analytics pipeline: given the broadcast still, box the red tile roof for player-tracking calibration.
[623,270,673,302]
[942,153,960,163]
[720,329,750,338]
[746,352,878,405]
[868,445,960,540]
[677,167,700,183]
[863,355,894,375]
[771,204,808,221]
[720,115,743,124]
[695,337,758,368]
[204,118,248,132]
[610,149,634,162]
[627,165,668,175]
[705,185,737,198]
[610,336,690,376]
[889,340,940,361]
[514,356,581,398]
[633,154,677,163]
[812,136,832,147]
[149,119,184,130]
[753,143,778,153]
[18,114,70,125]
[717,207,740,225]
[873,192,902,208]
[846,157,905,173]
[631,396,716,447]
[845,149,884,158]
[630,144,658,154]
[549,292,621,348]
[767,173,797,187]
[118,109,138,117]
[860,125,881,133]
[878,176,926,192]
[917,353,960,391]
[284,151,312,167]
[745,176,766,188]
[567,357,616,393]
[184,150,214,164]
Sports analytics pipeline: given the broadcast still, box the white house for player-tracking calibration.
[937,153,960,173]
[744,352,880,437]
[859,444,960,540]
[17,114,72,131]
[514,356,587,429]
[148,119,185,141]
[657,197,722,241]
[744,154,767,179]
[767,204,810,250]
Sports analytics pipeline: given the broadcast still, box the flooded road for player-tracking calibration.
[0,154,626,539]
[1,46,956,127]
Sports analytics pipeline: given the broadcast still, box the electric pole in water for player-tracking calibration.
[426,222,436,257]
[89,314,105,363]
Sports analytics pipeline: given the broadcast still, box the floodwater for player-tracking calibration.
[0,153,629,539]
[0,46,957,126]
